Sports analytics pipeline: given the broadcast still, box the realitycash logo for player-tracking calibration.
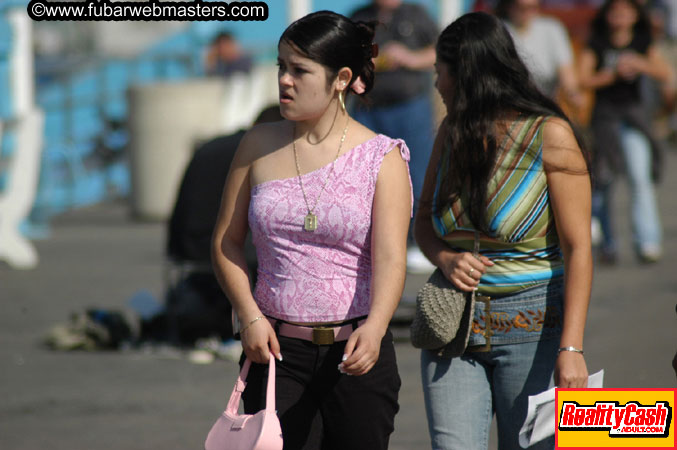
[556,389,676,448]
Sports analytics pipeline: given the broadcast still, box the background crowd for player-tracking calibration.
[1,0,676,449]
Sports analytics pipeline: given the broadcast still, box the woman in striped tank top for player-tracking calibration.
[415,13,592,449]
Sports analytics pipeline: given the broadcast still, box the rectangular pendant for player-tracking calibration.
[304,213,317,231]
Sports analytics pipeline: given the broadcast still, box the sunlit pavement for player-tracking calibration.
[1,150,676,450]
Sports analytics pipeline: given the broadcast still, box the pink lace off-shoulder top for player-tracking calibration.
[248,134,412,323]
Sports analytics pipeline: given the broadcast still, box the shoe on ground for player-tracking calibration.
[638,245,662,264]
[194,337,242,362]
[591,218,602,247]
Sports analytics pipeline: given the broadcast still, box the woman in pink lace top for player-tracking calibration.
[211,11,413,449]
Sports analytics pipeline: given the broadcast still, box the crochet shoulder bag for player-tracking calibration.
[410,233,480,358]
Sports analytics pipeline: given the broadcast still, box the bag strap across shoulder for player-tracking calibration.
[472,231,480,301]
[225,353,276,415]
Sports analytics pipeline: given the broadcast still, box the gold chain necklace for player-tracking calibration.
[293,119,349,231]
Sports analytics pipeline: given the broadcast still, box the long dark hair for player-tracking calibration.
[434,12,585,233]
[279,11,376,98]
[590,0,651,42]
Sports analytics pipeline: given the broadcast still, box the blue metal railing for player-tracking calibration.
[2,0,446,224]
[32,50,202,220]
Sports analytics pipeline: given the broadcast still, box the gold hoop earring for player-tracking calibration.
[338,90,346,112]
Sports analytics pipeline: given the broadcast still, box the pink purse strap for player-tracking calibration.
[225,353,276,415]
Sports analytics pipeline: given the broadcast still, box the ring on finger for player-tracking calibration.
[468,267,475,277]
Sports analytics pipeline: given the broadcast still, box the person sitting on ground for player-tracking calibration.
[143,105,283,346]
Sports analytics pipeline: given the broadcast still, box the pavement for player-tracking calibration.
[2,150,676,450]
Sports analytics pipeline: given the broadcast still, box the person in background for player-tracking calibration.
[205,31,253,77]
[637,0,677,151]
[211,11,412,449]
[350,0,438,274]
[640,0,670,39]
[160,106,282,348]
[666,0,677,39]
[495,0,584,108]
[416,12,591,449]
[578,0,673,264]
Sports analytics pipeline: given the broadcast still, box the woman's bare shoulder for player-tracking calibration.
[542,116,574,141]
[235,120,291,165]
[541,117,587,172]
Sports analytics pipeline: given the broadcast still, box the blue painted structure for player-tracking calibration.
[0,0,468,224]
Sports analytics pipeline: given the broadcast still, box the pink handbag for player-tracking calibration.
[205,354,283,450]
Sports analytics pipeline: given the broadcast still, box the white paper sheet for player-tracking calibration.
[518,370,605,448]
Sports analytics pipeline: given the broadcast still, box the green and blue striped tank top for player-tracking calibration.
[432,116,563,296]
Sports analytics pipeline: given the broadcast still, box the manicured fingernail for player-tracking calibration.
[342,354,348,362]
[277,353,283,362]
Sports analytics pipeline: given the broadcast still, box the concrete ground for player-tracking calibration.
[1,151,676,450]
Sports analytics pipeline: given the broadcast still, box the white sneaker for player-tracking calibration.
[192,337,242,362]
[591,218,602,247]
[639,245,662,264]
[407,247,436,274]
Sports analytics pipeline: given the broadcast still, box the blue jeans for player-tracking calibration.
[420,282,562,450]
[592,125,662,254]
[352,94,435,211]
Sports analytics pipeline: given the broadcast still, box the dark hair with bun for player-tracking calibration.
[279,10,376,97]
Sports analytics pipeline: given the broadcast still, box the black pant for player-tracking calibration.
[241,330,401,450]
